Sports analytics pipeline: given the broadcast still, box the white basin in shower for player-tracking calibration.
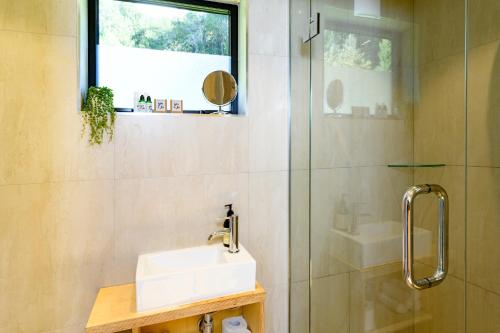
[330,221,432,269]
[136,243,256,312]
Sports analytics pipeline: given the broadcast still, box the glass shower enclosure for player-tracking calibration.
[290,0,500,332]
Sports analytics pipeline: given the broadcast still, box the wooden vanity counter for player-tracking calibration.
[86,282,266,333]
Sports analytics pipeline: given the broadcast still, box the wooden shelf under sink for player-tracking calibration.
[86,282,266,333]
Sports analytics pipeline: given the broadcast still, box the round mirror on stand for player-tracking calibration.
[326,79,344,114]
[202,70,238,114]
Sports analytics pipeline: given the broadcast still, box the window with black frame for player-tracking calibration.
[88,0,238,113]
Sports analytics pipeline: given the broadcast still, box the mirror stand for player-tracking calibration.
[212,106,228,115]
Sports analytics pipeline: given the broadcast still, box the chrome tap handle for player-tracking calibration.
[207,230,227,241]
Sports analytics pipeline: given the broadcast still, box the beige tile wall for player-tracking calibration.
[0,0,290,331]
[413,0,500,332]
[467,1,500,331]
[412,0,467,329]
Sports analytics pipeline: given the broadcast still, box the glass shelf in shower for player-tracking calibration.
[387,163,446,168]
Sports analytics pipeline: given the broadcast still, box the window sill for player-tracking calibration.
[114,112,246,118]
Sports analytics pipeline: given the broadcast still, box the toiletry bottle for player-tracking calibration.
[335,194,352,230]
[146,96,153,112]
[223,204,234,247]
[138,95,146,112]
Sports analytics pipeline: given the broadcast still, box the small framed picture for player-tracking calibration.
[170,99,183,113]
[154,99,168,113]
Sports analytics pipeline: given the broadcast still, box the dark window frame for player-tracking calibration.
[88,0,239,114]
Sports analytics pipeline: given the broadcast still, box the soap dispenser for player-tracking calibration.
[334,194,352,230]
[223,204,234,248]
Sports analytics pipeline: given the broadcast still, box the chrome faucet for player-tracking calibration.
[208,214,239,253]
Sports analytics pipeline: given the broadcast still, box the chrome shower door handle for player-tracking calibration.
[402,184,449,290]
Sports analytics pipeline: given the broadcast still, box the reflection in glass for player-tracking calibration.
[323,30,393,116]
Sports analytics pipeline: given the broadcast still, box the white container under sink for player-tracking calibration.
[330,221,432,269]
[136,244,256,312]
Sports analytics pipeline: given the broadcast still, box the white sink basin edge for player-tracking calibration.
[136,243,256,312]
[330,221,432,269]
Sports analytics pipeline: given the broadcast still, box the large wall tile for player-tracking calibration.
[415,273,465,333]
[114,115,249,179]
[248,0,288,57]
[248,54,289,172]
[414,0,465,65]
[311,274,349,333]
[469,0,500,48]
[0,0,77,36]
[265,283,289,333]
[0,31,114,185]
[311,116,412,169]
[0,180,114,332]
[467,283,500,332]
[467,40,500,167]
[290,281,309,333]
[247,171,288,289]
[414,53,465,165]
[467,167,500,295]
[290,170,309,283]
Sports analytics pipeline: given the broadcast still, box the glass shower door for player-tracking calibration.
[290,0,468,332]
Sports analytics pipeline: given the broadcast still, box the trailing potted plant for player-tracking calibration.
[81,86,116,145]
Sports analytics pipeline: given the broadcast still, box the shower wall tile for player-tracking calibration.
[114,115,249,179]
[290,280,309,333]
[290,53,310,171]
[0,0,77,36]
[414,166,465,280]
[247,171,288,289]
[414,53,465,166]
[467,283,500,332]
[415,273,465,333]
[264,283,289,333]
[0,31,114,186]
[248,54,289,172]
[248,0,289,57]
[467,40,500,167]
[290,170,309,283]
[469,0,500,48]
[311,274,349,333]
[0,180,114,332]
[466,166,500,295]
[310,111,412,169]
[290,19,310,171]
[414,0,465,66]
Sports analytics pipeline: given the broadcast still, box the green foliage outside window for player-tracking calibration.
[324,30,392,72]
[99,0,229,56]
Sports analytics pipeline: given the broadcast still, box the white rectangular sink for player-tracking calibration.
[136,243,256,312]
[330,221,432,269]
